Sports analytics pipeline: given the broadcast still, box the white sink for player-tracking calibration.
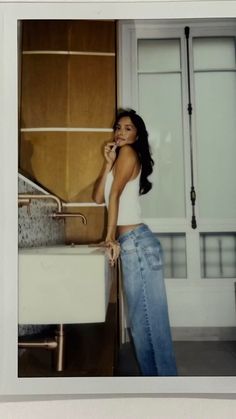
[18,245,112,325]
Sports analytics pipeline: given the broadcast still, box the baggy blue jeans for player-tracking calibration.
[118,224,178,376]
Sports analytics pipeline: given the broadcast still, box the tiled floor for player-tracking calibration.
[19,335,236,377]
[117,341,236,376]
[174,341,236,376]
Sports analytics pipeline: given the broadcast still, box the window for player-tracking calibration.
[193,37,236,219]
[138,38,186,219]
[118,20,236,282]
[158,233,187,278]
[200,233,236,278]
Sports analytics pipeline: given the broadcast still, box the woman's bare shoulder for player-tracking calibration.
[118,145,137,161]
[114,145,140,177]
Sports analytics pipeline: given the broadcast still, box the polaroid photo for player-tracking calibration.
[1,0,236,396]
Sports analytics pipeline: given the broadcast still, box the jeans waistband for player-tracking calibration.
[117,223,150,244]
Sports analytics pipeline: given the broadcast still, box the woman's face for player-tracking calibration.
[114,116,138,147]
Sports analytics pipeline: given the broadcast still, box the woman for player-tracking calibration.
[93,109,177,376]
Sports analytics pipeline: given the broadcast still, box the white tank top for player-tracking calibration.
[104,170,143,226]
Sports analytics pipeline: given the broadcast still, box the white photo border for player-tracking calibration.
[1,0,236,396]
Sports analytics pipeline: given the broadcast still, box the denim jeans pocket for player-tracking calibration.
[144,246,163,270]
[120,238,137,255]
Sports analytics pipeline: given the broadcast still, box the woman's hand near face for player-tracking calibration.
[104,142,117,167]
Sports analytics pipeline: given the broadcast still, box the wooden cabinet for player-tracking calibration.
[19,20,117,243]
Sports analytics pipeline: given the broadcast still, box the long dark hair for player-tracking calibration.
[113,109,154,195]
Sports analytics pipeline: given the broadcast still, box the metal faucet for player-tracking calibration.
[18,193,87,224]
[50,212,87,224]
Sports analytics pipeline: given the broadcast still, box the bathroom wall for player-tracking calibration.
[18,173,65,336]
[19,20,116,244]
[18,175,65,248]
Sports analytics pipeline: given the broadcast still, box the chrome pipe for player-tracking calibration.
[18,324,66,372]
[54,324,65,372]
[18,193,62,212]
[18,340,58,350]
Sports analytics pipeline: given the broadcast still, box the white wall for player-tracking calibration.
[118,19,236,335]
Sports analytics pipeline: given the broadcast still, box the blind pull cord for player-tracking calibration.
[185,26,197,229]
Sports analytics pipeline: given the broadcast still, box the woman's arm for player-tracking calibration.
[92,142,117,204]
[92,161,111,204]
[105,145,137,242]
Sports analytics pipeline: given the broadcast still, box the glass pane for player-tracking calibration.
[138,39,181,72]
[157,233,187,278]
[193,37,236,70]
[139,73,185,218]
[194,72,236,218]
[200,233,236,278]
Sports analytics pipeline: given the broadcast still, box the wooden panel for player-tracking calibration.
[22,20,69,51]
[66,132,112,202]
[21,55,68,128]
[20,132,67,199]
[21,55,115,128]
[69,56,116,128]
[19,21,117,243]
[69,20,116,52]
[22,20,115,53]
[65,206,107,244]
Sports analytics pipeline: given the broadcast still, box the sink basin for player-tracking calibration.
[18,245,112,325]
